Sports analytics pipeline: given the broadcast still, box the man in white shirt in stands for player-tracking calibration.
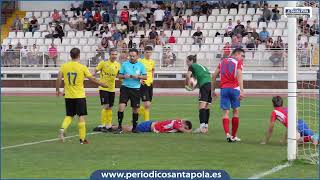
[153,7,165,28]
[20,45,30,67]
[224,19,234,37]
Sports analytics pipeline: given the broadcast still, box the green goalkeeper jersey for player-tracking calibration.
[188,63,211,88]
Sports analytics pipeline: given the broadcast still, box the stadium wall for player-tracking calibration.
[18,1,76,11]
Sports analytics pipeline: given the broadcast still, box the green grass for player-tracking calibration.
[1,96,319,179]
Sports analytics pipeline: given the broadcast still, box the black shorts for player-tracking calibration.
[99,90,115,107]
[199,82,212,104]
[65,98,87,116]
[140,84,153,102]
[155,21,163,27]
[139,21,146,28]
[119,86,141,108]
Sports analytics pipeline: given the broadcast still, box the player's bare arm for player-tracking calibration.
[261,118,276,144]
[185,71,192,86]
[212,67,220,97]
[131,74,147,80]
[55,71,63,97]
[237,69,244,100]
[118,74,130,79]
[87,76,109,88]
[178,127,192,133]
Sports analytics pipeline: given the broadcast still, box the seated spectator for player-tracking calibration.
[175,1,184,16]
[70,0,81,16]
[245,33,255,50]
[271,4,280,21]
[310,19,319,36]
[119,22,128,35]
[257,4,272,26]
[139,35,147,48]
[175,15,185,31]
[223,42,231,57]
[4,45,16,67]
[12,16,22,31]
[149,26,158,41]
[162,45,176,67]
[53,23,65,42]
[154,7,165,28]
[168,31,176,44]
[159,30,168,44]
[276,36,284,48]
[102,8,110,23]
[184,15,193,30]
[120,6,130,26]
[138,7,147,30]
[119,43,128,63]
[83,8,93,21]
[233,20,245,36]
[111,30,122,46]
[300,20,310,35]
[299,42,311,66]
[82,0,94,11]
[192,27,203,46]
[78,15,85,30]
[150,2,158,13]
[163,7,172,23]
[22,17,30,33]
[60,9,69,29]
[259,27,269,42]
[201,1,210,15]
[192,2,201,16]
[90,45,105,66]
[245,20,253,34]
[224,19,234,37]
[165,15,175,30]
[46,43,58,67]
[69,15,79,30]
[251,28,259,40]
[266,37,274,49]
[30,44,41,66]
[127,21,135,34]
[44,22,55,38]
[51,9,61,23]
[269,42,283,67]
[29,16,39,34]
[101,37,109,49]
[93,10,102,24]
[20,45,29,66]
[130,8,139,27]
[99,22,109,35]
[110,22,117,34]
[155,36,164,45]
[85,16,97,31]
[231,35,242,49]
[297,34,304,48]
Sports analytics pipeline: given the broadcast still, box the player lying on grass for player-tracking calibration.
[261,96,319,145]
[108,119,192,133]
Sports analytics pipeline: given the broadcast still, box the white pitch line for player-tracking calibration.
[248,162,291,179]
[1,132,101,150]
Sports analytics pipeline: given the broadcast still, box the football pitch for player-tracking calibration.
[1,95,318,179]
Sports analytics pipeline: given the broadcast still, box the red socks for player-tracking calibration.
[222,118,230,135]
[232,117,239,137]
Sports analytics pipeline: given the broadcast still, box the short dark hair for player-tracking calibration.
[231,48,245,55]
[129,48,139,54]
[144,46,153,51]
[272,96,283,107]
[70,48,80,59]
[109,48,118,54]
[187,55,197,63]
[184,121,192,130]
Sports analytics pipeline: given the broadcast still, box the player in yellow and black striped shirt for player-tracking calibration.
[92,48,121,132]
[138,46,155,121]
[56,48,108,144]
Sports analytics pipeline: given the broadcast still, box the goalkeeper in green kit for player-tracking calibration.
[185,55,212,133]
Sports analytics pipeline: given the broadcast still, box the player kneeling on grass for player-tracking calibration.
[110,119,192,133]
[185,55,212,133]
[56,48,109,144]
[92,48,120,132]
[261,96,319,145]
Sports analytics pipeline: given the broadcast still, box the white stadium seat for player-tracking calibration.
[2,39,10,46]
[268,22,276,29]
[198,16,207,23]
[210,45,219,51]
[39,45,47,52]
[253,15,260,22]
[216,16,225,23]
[205,37,213,44]
[186,38,194,44]
[238,8,246,15]
[273,29,283,37]
[34,12,41,18]
[25,32,33,38]
[57,46,65,52]
[88,38,96,45]
[76,31,84,38]
[212,23,221,29]
[36,38,44,45]
[79,38,88,45]
[172,44,181,52]
[225,15,234,22]
[213,37,222,44]
[62,38,70,45]
[67,31,75,38]
[85,31,93,37]
[33,32,41,38]
[19,39,27,45]
[211,9,219,15]
[176,37,186,44]
[277,22,286,29]
[53,38,61,45]
[41,32,49,37]
[8,32,16,38]
[27,38,36,46]
[243,15,252,22]
[83,45,91,52]
[65,46,73,52]
[283,29,288,36]
[309,36,318,44]
[247,8,255,15]
[191,16,198,23]
[44,17,51,24]
[180,30,190,37]
[194,23,203,29]
[229,9,237,15]
[200,45,210,52]
[220,9,228,15]
[41,11,49,18]
[259,22,267,28]
[45,38,53,45]
[191,45,200,52]
[17,32,24,38]
[25,12,33,18]
[234,15,243,22]
[203,23,212,30]
[208,30,217,37]
[182,44,191,52]
[39,24,47,31]
[223,37,232,43]
[207,16,216,22]
[172,30,181,37]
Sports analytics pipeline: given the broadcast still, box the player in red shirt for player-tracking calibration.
[261,96,319,145]
[107,119,192,133]
[212,48,245,142]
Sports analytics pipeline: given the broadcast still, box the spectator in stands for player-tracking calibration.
[130,7,139,29]
[119,21,128,35]
[175,15,185,31]
[46,43,58,67]
[162,44,176,67]
[60,8,69,29]
[168,31,176,44]
[5,45,15,67]
[69,15,79,30]
[101,36,109,49]
[84,8,93,22]
[251,28,259,40]
[149,26,158,43]
[22,17,30,33]
[102,8,110,23]
[154,7,165,28]
[300,19,310,35]
[165,15,175,30]
[91,45,105,66]
[44,22,55,38]
[224,19,234,37]
[297,34,304,49]
[259,27,269,42]
[53,23,65,42]
[138,7,147,30]
[245,20,253,34]
[108,1,117,23]
[276,36,284,48]
[175,1,184,16]
[30,44,40,66]
[82,0,94,11]
[29,16,39,35]
[143,4,152,25]
[257,4,272,26]
[223,42,231,58]
[192,27,203,46]
[85,16,97,31]
[150,2,158,13]
[192,2,201,16]
[201,1,210,16]
[163,7,172,24]
[12,15,22,31]
[120,6,130,26]
[111,30,122,47]
[245,33,255,50]
[299,42,311,67]
[119,43,128,63]
[155,35,165,46]
[20,45,30,66]
[310,19,319,36]
[93,10,102,24]
[78,15,85,30]
[99,22,109,36]
[159,30,167,44]
[269,41,283,67]
[139,35,147,49]
[52,9,61,23]
[185,15,193,30]
[271,4,280,22]
[231,34,242,49]
[127,21,135,34]
[266,37,274,49]
[233,20,245,36]
[71,0,82,16]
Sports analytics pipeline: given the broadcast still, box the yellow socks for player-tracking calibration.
[101,109,107,126]
[61,116,72,130]
[78,122,86,141]
[106,109,113,128]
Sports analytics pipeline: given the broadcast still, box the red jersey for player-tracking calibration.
[271,107,288,128]
[120,10,129,23]
[154,119,183,133]
[219,57,243,88]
